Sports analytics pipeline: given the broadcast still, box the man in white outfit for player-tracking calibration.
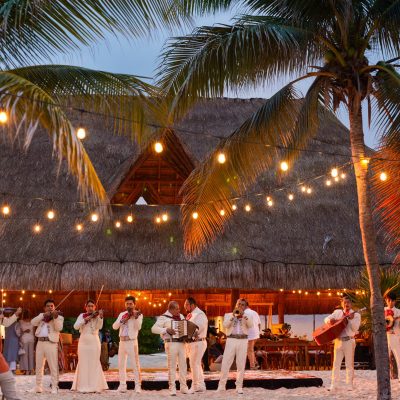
[325,295,361,391]
[31,299,64,394]
[217,298,253,394]
[184,297,208,393]
[384,292,400,381]
[151,301,189,396]
[243,300,261,369]
[112,295,143,393]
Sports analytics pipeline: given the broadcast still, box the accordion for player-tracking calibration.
[170,320,198,340]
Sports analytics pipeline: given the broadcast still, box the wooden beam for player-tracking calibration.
[230,289,240,311]
[278,292,285,324]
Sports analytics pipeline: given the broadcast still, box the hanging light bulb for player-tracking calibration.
[244,204,251,212]
[361,158,370,166]
[155,217,161,224]
[301,186,306,193]
[326,180,332,186]
[232,204,237,211]
[219,209,225,216]
[217,152,226,164]
[288,194,294,201]
[19,297,23,301]
[168,292,172,297]
[280,161,289,171]
[46,210,55,220]
[267,200,273,207]
[340,173,346,179]
[334,177,339,182]
[0,111,8,124]
[1,205,10,215]
[317,292,321,296]
[331,168,338,178]
[32,294,36,298]
[266,196,271,202]
[21,290,25,294]
[380,172,388,181]
[126,214,133,223]
[115,221,121,228]
[306,187,312,194]
[76,127,86,140]
[76,223,83,232]
[162,213,169,222]
[192,212,199,220]
[33,224,42,233]
[49,290,52,294]
[154,142,163,153]
[90,213,99,222]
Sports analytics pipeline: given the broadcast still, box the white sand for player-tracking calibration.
[12,370,400,399]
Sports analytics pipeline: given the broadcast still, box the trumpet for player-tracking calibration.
[233,308,243,317]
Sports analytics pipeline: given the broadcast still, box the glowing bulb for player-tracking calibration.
[301,186,306,192]
[317,292,321,296]
[155,217,161,224]
[162,213,168,222]
[154,142,163,153]
[76,127,86,140]
[306,187,312,194]
[144,297,147,300]
[1,205,10,215]
[32,294,36,298]
[361,158,370,166]
[126,215,133,223]
[380,172,388,181]
[163,299,166,303]
[288,194,294,201]
[158,303,161,307]
[46,210,55,220]
[305,292,309,295]
[115,221,121,228]
[326,180,331,186]
[149,302,152,305]
[33,224,42,233]
[76,223,83,232]
[245,204,251,212]
[331,168,338,178]
[19,297,22,301]
[192,212,199,220]
[49,290,52,294]
[298,290,302,294]
[168,292,172,297]
[280,161,289,171]
[22,290,25,294]
[266,196,271,202]
[267,200,273,207]
[220,209,225,216]
[328,293,332,296]
[334,177,339,182]
[292,290,296,294]
[341,173,346,179]
[217,152,226,164]
[90,213,99,222]
[0,111,8,124]
[280,289,284,292]
[232,204,237,211]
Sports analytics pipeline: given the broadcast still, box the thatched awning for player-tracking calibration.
[0,98,393,291]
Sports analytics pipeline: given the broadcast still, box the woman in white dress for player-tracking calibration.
[72,300,108,393]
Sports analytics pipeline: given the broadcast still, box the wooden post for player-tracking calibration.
[278,292,285,324]
[230,289,240,310]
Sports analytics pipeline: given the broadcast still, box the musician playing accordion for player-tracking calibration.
[151,301,190,396]
[325,294,361,392]
[384,292,400,381]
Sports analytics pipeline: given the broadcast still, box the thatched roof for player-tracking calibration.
[0,98,393,291]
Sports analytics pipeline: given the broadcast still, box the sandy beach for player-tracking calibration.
[11,370,400,399]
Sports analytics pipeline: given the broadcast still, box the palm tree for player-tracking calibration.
[0,0,212,203]
[158,1,400,398]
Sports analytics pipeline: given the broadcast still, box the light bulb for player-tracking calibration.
[115,221,121,228]
[162,213,168,222]
[288,194,294,201]
[126,215,133,223]
[361,158,370,166]
[32,294,36,298]
[267,200,273,207]
[301,186,306,192]
[33,224,42,233]
[76,127,86,140]
[19,297,22,301]
[245,204,251,212]
[192,212,199,220]
[76,223,83,232]
[306,187,312,194]
[47,210,55,220]
[22,290,25,294]
[380,172,388,181]
[331,168,338,178]
[217,152,226,164]
[0,111,8,124]
[90,213,99,222]
[155,217,161,224]
[326,180,331,186]
[49,290,52,294]
[317,292,321,296]
[280,161,289,171]
[220,209,225,216]
[1,205,10,215]
[232,204,237,211]
[154,142,163,153]
[341,173,346,179]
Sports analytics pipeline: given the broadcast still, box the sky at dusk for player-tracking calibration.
[58,10,378,148]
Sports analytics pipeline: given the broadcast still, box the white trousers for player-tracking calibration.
[218,338,248,389]
[0,371,20,400]
[331,338,356,387]
[188,340,207,390]
[165,342,188,391]
[118,339,141,385]
[387,333,400,380]
[35,341,59,389]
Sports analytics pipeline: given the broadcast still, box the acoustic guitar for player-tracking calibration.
[313,308,366,346]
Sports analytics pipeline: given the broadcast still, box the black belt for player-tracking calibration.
[37,337,50,342]
[228,334,248,339]
[164,338,184,343]
[191,338,207,342]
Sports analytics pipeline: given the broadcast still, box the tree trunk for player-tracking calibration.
[348,95,391,399]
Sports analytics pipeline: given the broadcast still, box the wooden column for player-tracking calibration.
[230,289,240,310]
[278,292,285,324]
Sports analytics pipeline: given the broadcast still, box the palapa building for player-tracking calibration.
[0,98,392,322]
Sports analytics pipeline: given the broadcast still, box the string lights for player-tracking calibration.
[217,152,226,164]
[0,111,7,124]
[1,205,10,215]
[280,161,289,171]
[90,213,99,222]
[76,127,86,140]
[154,142,163,154]
[46,210,55,220]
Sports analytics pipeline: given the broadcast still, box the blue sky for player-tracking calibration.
[59,11,378,148]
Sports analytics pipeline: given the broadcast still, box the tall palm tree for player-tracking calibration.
[158,1,400,398]
[0,0,216,203]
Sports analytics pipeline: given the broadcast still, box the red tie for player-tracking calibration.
[186,313,192,320]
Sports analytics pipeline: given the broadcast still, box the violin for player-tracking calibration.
[83,310,103,323]
[121,308,141,324]
[43,310,62,323]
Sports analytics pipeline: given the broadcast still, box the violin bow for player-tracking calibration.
[55,289,75,310]
[95,285,104,308]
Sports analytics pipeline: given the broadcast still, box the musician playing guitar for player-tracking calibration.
[384,292,400,381]
[325,294,361,392]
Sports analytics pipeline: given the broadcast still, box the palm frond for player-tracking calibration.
[157,17,319,118]
[0,0,195,68]
[180,79,327,255]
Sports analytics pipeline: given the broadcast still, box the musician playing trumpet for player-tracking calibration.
[72,300,108,393]
[217,298,253,394]
[384,292,400,381]
[325,294,361,392]
[112,296,142,393]
[151,301,189,396]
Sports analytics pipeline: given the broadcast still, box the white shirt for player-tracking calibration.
[384,306,400,334]
[245,308,261,340]
[187,307,208,339]
[37,322,49,338]
[324,309,361,338]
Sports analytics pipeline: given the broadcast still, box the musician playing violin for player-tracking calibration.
[112,296,143,393]
[72,300,107,393]
[384,292,400,381]
[325,294,361,392]
[31,299,64,394]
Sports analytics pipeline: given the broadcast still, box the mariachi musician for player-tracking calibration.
[384,291,400,380]
[31,299,64,394]
[151,301,189,396]
[71,299,108,393]
[112,296,142,393]
[325,294,361,391]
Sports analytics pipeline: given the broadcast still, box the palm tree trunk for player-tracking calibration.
[348,95,391,399]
